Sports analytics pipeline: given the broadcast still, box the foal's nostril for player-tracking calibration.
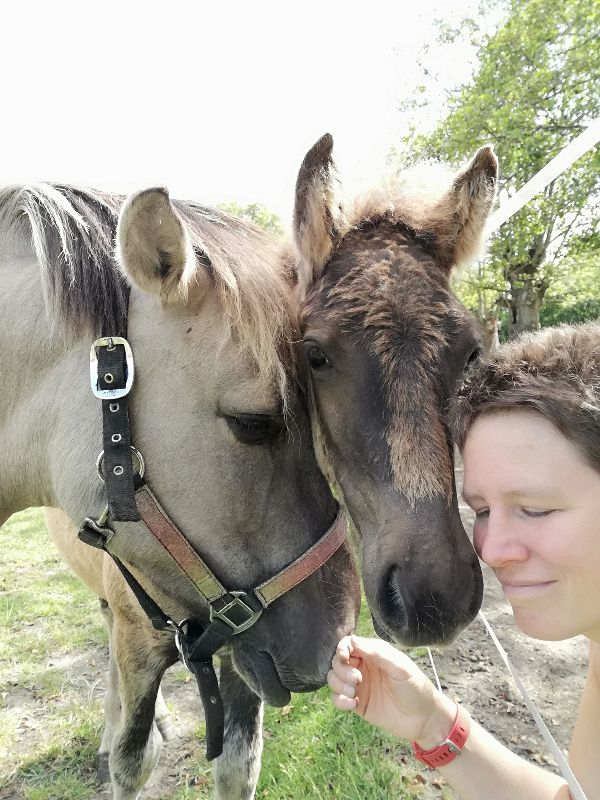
[381,567,455,644]
[381,566,409,627]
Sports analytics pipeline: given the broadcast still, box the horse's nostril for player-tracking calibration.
[381,568,454,644]
[382,566,409,626]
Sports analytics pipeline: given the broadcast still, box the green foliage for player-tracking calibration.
[403,0,600,335]
[540,252,600,326]
[219,201,284,236]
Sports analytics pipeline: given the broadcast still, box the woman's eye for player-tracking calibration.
[474,508,489,520]
[304,342,331,371]
[225,414,283,445]
[522,508,555,518]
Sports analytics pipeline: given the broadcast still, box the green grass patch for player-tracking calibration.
[258,690,424,799]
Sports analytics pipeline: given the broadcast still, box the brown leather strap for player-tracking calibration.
[255,510,346,606]
[134,484,227,602]
[134,484,346,612]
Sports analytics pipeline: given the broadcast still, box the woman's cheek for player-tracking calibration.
[472,521,485,561]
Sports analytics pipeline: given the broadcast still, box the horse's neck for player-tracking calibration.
[0,250,100,523]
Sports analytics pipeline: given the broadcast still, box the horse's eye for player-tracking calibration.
[225,414,283,445]
[304,342,331,371]
[465,347,482,370]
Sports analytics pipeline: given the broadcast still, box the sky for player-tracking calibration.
[2,0,484,225]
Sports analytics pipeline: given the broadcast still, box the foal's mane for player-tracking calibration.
[0,184,295,393]
[342,163,487,268]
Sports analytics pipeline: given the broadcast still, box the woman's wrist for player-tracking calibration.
[415,692,459,749]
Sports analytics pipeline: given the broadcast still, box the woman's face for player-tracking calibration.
[463,409,600,643]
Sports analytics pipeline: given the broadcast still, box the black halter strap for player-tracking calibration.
[95,338,140,521]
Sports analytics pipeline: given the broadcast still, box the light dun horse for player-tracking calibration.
[294,135,498,645]
[0,184,359,799]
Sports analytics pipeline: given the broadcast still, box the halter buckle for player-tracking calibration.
[90,337,135,399]
[210,591,263,634]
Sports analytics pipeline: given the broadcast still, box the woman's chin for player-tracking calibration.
[512,608,573,642]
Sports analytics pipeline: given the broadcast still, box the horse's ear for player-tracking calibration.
[293,133,340,296]
[438,145,498,270]
[116,188,210,304]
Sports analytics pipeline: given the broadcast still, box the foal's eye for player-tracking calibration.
[304,342,331,371]
[465,346,482,370]
[224,414,283,445]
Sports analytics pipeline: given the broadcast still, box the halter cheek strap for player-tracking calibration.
[79,333,347,760]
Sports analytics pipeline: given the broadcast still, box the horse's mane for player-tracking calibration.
[0,184,295,395]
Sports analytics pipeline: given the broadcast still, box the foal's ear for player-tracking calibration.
[293,133,340,296]
[439,145,498,269]
[116,188,210,305]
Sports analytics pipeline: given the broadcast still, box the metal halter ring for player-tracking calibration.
[96,446,145,483]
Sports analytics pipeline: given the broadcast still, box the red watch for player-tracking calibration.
[412,704,470,769]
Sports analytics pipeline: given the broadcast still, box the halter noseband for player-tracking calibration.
[79,331,346,760]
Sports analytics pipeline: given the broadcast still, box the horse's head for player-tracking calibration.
[109,187,359,704]
[293,135,497,646]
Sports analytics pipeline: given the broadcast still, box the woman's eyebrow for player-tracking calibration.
[462,486,557,505]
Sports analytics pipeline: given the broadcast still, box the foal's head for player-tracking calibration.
[294,135,498,645]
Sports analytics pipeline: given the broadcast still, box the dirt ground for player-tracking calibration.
[2,464,588,799]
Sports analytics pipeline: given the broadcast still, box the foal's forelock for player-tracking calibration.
[0,184,297,406]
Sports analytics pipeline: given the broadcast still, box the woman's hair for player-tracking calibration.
[450,322,600,472]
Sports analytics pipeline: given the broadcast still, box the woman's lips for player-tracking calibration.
[500,580,557,598]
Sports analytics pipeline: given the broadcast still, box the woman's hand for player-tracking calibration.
[328,634,455,745]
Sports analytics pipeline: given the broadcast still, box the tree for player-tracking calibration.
[404,0,600,335]
[218,201,283,236]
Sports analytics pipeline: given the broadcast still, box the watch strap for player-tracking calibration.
[412,703,470,769]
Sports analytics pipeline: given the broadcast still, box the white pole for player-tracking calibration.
[486,118,600,235]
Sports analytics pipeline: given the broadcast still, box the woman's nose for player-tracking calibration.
[473,511,529,568]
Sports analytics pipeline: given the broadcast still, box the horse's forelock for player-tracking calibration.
[175,203,297,410]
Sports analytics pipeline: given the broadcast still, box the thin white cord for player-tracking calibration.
[426,619,588,798]
[478,610,588,800]
[427,647,442,693]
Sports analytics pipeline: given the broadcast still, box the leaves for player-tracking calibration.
[401,0,600,335]
[218,201,284,236]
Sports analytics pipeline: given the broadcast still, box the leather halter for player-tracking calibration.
[78,333,346,760]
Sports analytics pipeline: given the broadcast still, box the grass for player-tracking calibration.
[0,509,442,799]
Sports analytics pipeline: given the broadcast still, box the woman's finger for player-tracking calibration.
[331,654,362,685]
[331,692,358,711]
[327,668,357,699]
[349,635,413,679]
[336,635,353,663]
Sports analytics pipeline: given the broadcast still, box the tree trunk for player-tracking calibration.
[481,313,500,353]
[508,279,545,337]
